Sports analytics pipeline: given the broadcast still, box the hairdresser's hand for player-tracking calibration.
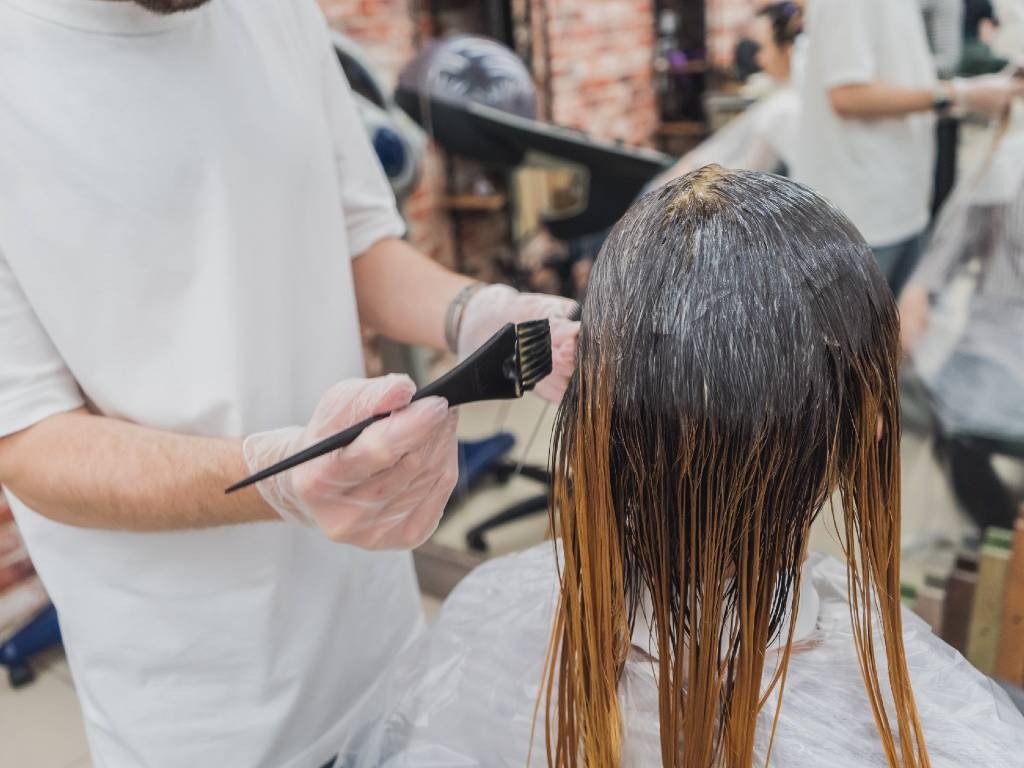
[898,284,930,356]
[458,284,579,403]
[243,375,458,550]
[956,74,1024,119]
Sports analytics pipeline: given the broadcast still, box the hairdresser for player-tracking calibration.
[0,2,577,767]
[796,0,1024,296]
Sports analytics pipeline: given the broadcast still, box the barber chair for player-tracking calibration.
[451,433,516,500]
[444,434,550,553]
[462,466,550,553]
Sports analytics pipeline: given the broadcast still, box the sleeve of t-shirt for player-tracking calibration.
[299,2,406,259]
[0,252,84,438]
[810,0,876,88]
[309,4,405,260]
[923,0,964,75]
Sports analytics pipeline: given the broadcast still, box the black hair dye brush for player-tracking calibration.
[225,319,552,494]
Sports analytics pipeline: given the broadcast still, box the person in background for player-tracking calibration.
[899,117,1024,531]
[528,2,807,305]
[920,0,965,77]
[0,1,577,766]
[970,0,1003,43]
[654,1,804,182]
[526,1,806,304]
[797,0,1023,297]
[961,0,1011,74]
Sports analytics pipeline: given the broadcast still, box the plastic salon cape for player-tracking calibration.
[907,112,1024,443]
[336,544,1024,766]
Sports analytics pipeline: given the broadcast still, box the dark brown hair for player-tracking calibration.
[756,2,803,48]
[542,166,928,767]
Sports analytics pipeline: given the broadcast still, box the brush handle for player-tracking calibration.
[224,380,456,494]
[225,324,520,494]
[224,412,387,493]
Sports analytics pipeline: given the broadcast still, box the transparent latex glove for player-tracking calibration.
[956,73,1024,119]
[243,374,458,550]
[457,284,579,403]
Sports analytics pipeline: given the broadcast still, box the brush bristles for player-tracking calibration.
[516,320,553,391]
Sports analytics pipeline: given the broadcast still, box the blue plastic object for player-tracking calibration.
[452,433,516,500]
[1,603,61,687]
[372,126,407,180]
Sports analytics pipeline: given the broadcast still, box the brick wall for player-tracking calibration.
[318,0,416,86]
[403,147,456,268]
[706,0,760,70]
[516,0,658,147]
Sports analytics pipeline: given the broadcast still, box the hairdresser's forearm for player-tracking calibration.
[829,82,943,119]
[352,237,474,350]
[0,409,276,530]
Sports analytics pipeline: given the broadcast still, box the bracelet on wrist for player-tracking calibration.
[444,282,484,353]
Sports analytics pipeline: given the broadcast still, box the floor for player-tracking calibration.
[0,645,91,768]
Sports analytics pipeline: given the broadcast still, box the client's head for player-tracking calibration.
[543,166,926,767]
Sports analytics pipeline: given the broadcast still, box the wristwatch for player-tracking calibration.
[932,82,953,114]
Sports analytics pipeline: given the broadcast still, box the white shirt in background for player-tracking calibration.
[797,0,938,248]
[683,85,800,175]
[0,0,417,765]
[919,0,964,76]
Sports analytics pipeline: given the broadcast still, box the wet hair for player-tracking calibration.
[541,166,929,767]
[756,2,803,48]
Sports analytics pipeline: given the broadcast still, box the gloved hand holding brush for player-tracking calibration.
[243,374,458,549]
[455,284,579,403]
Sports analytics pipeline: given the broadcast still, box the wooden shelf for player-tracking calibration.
[656,120,707,138]
[442,193,507,212]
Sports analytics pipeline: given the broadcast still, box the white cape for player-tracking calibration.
[337,544,1024,766]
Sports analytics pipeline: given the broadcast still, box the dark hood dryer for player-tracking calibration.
[395,35,672,240]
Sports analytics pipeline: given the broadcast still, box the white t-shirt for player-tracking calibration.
[0,1,418,766]
[797,0,938,247]
[682,85,800,175]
